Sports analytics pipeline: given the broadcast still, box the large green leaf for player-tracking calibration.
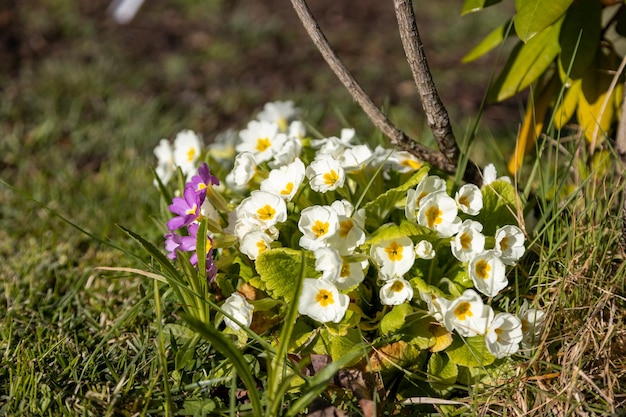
[514,0,574,42]
[380,303,413,336]
[462,20,512,63]
[367,221,433,246]
[489,18,563,102]
[461,0,502,15]
[428,353,458,391]
[558,0,601,80]
[476,180,520,235]
[446,335,495,367]
[254,248,317,304]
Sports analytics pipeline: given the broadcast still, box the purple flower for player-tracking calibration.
[189,163,220,199]
[164,230,197,260]
[167,186,202,231]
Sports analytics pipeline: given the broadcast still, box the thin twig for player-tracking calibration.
[289,0,456,174]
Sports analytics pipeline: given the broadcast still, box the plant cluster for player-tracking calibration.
[125,100,548,410]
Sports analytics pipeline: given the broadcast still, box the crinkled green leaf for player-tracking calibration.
[446,336,495,367]
[254,248,317,304]
[380,303,414,336]
[368,221,433,247]
[558,0,601,80]
[320,327,364,366]
[489,18,562,102]
[476,180,520,235]
[514,0,573,42]
[463,20,512,63]
[428,353,458,391]
[405,313,441,350]
[461,0,502,15]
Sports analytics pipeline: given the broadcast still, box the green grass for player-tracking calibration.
[1,0,625,416]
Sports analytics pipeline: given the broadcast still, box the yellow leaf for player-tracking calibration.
[553,79,581,130]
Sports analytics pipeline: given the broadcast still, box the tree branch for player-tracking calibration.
[289,0,456,174]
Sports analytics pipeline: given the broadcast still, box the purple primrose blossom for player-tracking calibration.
[167,186,203,231]
[189,162,220,200]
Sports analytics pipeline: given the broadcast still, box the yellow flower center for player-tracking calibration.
[401,159,422,170]
[256,137,271,152]
[316,289,335,307]
[256,240,267,254]
[460,232,472,250]
[277,117,288,132]
[475,259,491,280]
[340,263,350,278]
[185,204,198,216]
[458,195,469,208]
[494,327,503,342]
[197,183,207,191]
[280,182,294,196]
[424,205,443,228]
[256,205,276,221]
[339,219,354,238]
[323,170,339,186]
[390,280,405,292]
[453,302,473,321]
[205,238,213,255]
[384,241,403,261]
[521,319,530,333]
[186,147,196,162]
[499,236,510,251]
[312,220,330,238]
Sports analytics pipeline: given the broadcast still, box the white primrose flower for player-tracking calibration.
[483,163,511,186]
[173,130,203,178]
[338,144,373,172]
[417,191,461,237]
[415,240,436,259]
[469,250,508,297]
[420,291,451,322]
[314,248,343,282]
[236,190,287,231]
[327,200,366,255]
[154,138,175,185]
[455,183,483,215]
[298,205,339,251]
[260,158,305,201]
[387,150,423,173]
[495,225,526,265]
[370,237,415,280]
[269,135,302,168]
[236,120,284,164]
[288,120,307,139]
[239,231,274,260]
[306,155,345,193]
[334,259,367,290]
[222,293,254,331]
[450,220,486,263]
[444,289,494,337]
[312,128,356,158]
[485,312,523,358]
[298,278,349,323]
[406,175,447,222]
[379,278,414,305]
[518,300,546,350]
[257,100,298,132]
[226,151,257,188]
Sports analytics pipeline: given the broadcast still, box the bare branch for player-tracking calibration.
[289,0,456,174]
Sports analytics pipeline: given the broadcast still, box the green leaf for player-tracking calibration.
[558,0,601,80]
[428,353,458,391]
[368,221,433,246]
[461,0,502,15]
[476,180,520,235]
[380,303,413,336]
[514,0,574,42]
[321,327,364,366]
[255,248,317,304]
[462,20,512,63]
[489,18,563,102]
[446,335,495,367]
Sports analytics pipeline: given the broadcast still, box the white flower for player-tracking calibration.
[417,191,461,237]
[239,231,274,260]
[494,225,526,265]
[333,259,367,290]
[222,293,254,331]
[173,130,203,177]
[326,200,366,255]
[257,100,298,132]
[444,289,494,337]
[298,205,339,251]
[260,158,305,201]
[226,152,257,188]
[483,163,511,186]
[288,120,306,139]
[312,128,355,158]
[154,138,175,185]
[415,240,436,259]
[485,312,523,358]
[455,184,483,215]
[306,156,345,193]
[268,135,302,168]
[298,278,349,323]
[314,248,343,282]
[469,250,508,297]
[451,220,486,263]
[370,237,415,280]
[236,120,284,164]
[420,291,451,322]
[379,278,414,305]
[405,175,447,221]
[387,150,422,173]
[236,190,287,231]
[338,144,373,171]
[518,300,546,349]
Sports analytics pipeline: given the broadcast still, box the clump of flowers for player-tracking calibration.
[152,100,545,395]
